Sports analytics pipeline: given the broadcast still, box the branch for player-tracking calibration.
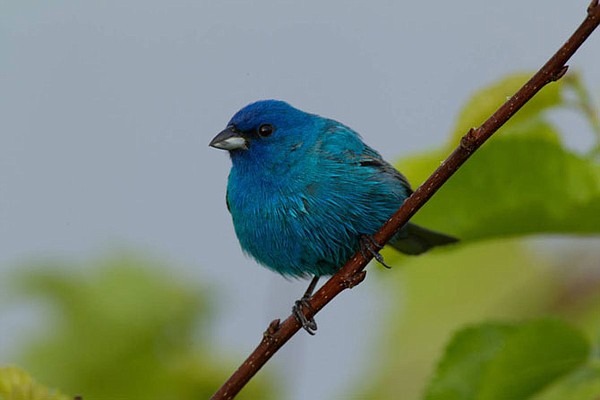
[212,2,600,398]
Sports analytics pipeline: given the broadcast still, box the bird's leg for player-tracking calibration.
[292,275,319,335]
[360,234,391,269]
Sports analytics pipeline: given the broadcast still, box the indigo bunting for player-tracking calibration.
[210,100,457,333]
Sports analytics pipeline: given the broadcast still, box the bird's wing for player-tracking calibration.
[358,147,413,194]
[318,121,413,194]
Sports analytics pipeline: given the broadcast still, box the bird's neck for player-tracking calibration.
[229,152,305,194]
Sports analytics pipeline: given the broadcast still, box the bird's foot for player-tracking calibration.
[292,297,318,335]
[360,235,391,269]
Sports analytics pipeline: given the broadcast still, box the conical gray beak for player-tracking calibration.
[209,126,248,151]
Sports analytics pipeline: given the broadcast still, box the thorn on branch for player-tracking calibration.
[551,65,569,82]
[262,319,281,343]
[342,270,367,289]
[460,128,478,153]
[588,0,599,14]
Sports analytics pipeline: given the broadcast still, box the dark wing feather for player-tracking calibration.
[318,121,413,194]
[358,149,413,195]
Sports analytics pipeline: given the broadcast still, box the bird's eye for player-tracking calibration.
[258,124,274,137]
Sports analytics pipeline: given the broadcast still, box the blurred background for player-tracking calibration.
[1,1,599,399]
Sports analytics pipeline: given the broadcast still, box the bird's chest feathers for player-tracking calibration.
[226,159,313,245]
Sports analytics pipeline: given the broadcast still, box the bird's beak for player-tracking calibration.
[209,126,248,151]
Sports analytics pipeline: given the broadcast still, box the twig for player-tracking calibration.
[211,2,600,398]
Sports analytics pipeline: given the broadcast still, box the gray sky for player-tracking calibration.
[1,1,599,399]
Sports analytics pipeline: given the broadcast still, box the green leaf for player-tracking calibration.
[357,240,562,400]
[449,72,565,145]
[392,71,600,246]
[424,323,516,400]
[424,319,590,400]
[395,120,600,244]
[478,319,590,399]
[0,366,70,400]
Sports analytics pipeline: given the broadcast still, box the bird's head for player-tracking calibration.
[209,100,317,163]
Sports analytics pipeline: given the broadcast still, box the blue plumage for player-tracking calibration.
[210,100,457,278]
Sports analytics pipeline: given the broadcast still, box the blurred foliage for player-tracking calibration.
[394,73,600,244]
[6,255,275,400]
[358,72,600,399]
[425,319,590,399]
[358,240,600,399]
[0,366,70,400]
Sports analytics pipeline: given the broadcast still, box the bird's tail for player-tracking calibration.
[389,222,459,255]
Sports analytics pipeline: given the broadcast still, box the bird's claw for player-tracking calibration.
[360,235,391,269]
[292,297,318,335]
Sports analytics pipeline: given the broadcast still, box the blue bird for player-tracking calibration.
[210,100,457,333]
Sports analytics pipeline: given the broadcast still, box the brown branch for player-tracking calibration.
[211,2,600,398]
